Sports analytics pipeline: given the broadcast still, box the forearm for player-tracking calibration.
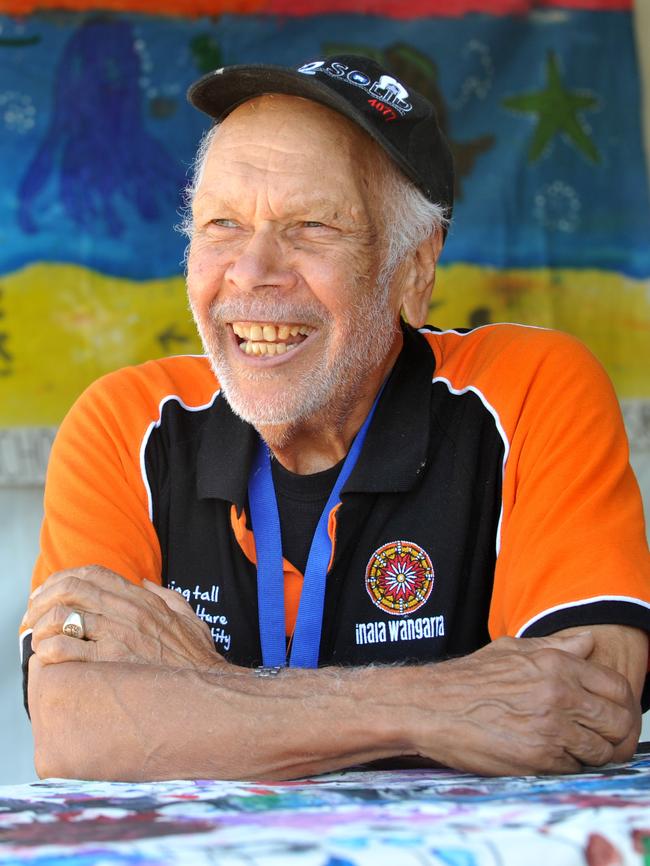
[29,657,410,781]
[29,629,643,781]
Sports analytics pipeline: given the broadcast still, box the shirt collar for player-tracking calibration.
[196,324,435,505]
[342,323,435,495]
[197,394,257,507]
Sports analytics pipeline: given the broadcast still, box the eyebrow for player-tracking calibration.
[192,191,347,224]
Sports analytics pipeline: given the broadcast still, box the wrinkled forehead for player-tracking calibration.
[219,93,371,148]
[203,94,387,193]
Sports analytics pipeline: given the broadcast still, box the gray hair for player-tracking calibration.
[178,123,449,280]
[373,146,449,287]
[178,125,219,257]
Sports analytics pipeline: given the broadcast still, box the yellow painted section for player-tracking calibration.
[0,261,648,426]
[0,263,201,426]
[432,264,650,398]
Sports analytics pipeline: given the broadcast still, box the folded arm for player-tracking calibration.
[25,568,646,780]
[28,656,406,781]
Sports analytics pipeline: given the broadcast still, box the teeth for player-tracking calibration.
[231,322,314,340]
[240,341,299,356]
[232,321,315,360]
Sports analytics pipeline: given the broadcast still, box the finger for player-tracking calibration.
[143,579,196,616]
[518,749,583,776]
[27,580,106,630]
[31,606,103,650]
[46,564,140,595]
[30,565,119,599]
[26,567,117,626]
[524,640,633,711]
[33,609,168,666]
[518,631,595,659]
[33,609,171,665]
[27,573,161,636]
[29,570,219,668]
[570,688,637,745]
[564,722,615,768]
[530,647,636,740]
[455,739,583,776]
[28,565,146,613]
[35,634,97,665]
[531,649,638,744]
[546,753,583,775]
[577,658,635,709]
[610,715,642,762]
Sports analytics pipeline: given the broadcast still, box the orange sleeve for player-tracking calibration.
[486,331,650,638]
[30,368,163,594]
[426,325,650,639]
[28,356,219,604]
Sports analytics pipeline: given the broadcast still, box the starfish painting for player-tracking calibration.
[502,51,600,164]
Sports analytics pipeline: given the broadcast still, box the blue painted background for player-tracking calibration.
[0,10,648,279]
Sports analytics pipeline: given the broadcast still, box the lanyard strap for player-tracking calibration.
[248,389,383,668]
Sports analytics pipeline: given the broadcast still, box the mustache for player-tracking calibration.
[208,296,330,326]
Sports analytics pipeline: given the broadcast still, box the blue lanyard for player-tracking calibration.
[248,389,383,668]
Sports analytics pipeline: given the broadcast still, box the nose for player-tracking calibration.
[225,226,296,294]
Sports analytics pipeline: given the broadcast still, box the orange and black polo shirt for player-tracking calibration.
[22,324,650,695]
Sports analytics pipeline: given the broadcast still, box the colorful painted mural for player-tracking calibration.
[0,1,648,428]
[2,758,650,864]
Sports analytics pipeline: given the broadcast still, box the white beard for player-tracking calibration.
[189,280,399,439]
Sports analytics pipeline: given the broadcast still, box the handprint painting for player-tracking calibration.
[15,17,187,277]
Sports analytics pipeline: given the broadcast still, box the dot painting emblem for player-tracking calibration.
[365,540,434,616]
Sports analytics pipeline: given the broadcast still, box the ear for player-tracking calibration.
[399,229,443,328]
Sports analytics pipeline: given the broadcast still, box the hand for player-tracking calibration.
[411,632,640,775]
[24,565,223,671]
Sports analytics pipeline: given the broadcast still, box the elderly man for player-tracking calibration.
[22,55,650,781]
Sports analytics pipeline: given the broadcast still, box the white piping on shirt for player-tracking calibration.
[516,595,650,637]
[19,629,33,664]
[430,376,510,558]
[139,390,221,522]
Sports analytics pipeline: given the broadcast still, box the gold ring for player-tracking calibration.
[62,610,85,640]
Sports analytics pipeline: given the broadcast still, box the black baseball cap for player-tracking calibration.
[187,54,454,225]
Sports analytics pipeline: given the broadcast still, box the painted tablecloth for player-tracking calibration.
[2,758,650,865]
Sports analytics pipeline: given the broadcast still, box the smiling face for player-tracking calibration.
[186,94,405,437]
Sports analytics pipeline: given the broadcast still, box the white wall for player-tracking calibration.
[0,487,43,783]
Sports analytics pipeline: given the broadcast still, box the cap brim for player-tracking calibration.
[187,64,429,197]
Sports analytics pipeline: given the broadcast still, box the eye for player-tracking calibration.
[209,217,239,229]
[301,221,326,229]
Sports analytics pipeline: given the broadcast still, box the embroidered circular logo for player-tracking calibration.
[365,540,434,616]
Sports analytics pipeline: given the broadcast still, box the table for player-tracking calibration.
[2,757,650,865]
